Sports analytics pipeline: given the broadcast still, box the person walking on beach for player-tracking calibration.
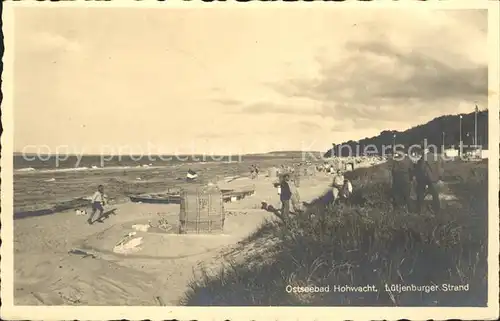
[88,185,107,224]
[413,150,443,214]
[390,151,413,211]
[250,165,256,179]
[279,174,293,222]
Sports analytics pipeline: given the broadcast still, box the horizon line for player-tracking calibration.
[13,150,323,156]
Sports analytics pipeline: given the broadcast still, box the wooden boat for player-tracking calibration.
[14,197,91,220]
[129,192,182,204]
[129,186,256,204]
[221,186,255,202]
[14,208,55,219]
[53,197,92,212]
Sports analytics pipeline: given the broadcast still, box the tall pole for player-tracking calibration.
[467,132,471,156]
[459,115,463,157]
[442,132,445,152]
[393,134,396,154]
[474,104,478,149]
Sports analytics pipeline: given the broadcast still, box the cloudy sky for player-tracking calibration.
[14,8,487,155]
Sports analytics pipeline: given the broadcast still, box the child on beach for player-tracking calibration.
[250,165,256,179]
[88,185,107,224]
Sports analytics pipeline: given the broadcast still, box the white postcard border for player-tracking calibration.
[1,1,499,320]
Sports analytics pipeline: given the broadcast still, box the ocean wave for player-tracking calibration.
[39,167,90,173]
[13,165,174,175]
[16,167,36,172]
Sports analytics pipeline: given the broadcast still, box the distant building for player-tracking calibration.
[444,148,459,158]
[364,151,378,156]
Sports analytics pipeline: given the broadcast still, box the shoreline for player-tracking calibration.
[13,162,282,215]
[13,173,333,305]
[13,176,256,220]
[12,156,386,214]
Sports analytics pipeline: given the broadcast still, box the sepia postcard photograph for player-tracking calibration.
[1,1,499,320]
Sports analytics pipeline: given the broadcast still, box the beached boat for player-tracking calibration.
[129,192,182,204]
[129,186,256,204]
[14,197,91,219]
[221,186,256,202]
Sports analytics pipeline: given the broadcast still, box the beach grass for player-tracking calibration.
[181,160,488,306]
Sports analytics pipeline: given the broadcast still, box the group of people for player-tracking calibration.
[250,164,260,179]
[317,163,335,174]
[277,167,353,222]
[276,149,442,222]
[390,150,443,214]
[319,161,354,204]
[330,169,353,204]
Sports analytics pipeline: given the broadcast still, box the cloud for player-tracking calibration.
[330,116,403,133]
[293,40,486,104]
[238,102,310,115]
[273,38,487,125]
[297,120,321,132]
[212,98,242,106]
[347,41,487,102]
[331,121,353,133]
[197,127,283,139]
[14,8,489,153]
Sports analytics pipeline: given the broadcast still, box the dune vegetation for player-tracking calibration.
[324,109,489,158]
[182,160,488,306]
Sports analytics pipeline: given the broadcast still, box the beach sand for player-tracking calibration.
[13,172,333,306]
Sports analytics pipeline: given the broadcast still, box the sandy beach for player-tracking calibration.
[13,169,332,306]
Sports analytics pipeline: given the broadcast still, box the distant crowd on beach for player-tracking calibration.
[269,159,357,222]
[250,164,260,179]
[269,149,447,224]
